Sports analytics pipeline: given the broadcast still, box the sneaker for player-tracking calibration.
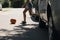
[21,21,26,24]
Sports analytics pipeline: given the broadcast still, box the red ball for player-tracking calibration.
[10,19,16,24]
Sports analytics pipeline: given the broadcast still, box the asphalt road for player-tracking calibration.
[0,8,48,40]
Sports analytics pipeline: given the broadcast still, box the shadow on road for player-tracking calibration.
[0,24,49,40]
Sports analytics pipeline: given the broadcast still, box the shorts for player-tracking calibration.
[25,3,33,9]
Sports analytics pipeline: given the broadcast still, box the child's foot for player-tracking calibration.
[21,21,26,25]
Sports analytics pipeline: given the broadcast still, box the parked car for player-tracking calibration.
[48,0,60,40]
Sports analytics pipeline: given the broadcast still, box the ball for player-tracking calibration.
[10,19,16,24]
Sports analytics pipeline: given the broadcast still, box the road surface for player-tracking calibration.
[0,8,48,40]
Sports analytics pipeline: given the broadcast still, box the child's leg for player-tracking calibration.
[29,9,33,16]
[29,9,40,16]
[23,8,28,22]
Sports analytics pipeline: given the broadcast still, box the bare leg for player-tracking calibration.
[29,9,33,16]
[29,9,40,17]
[23,8,28,22]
